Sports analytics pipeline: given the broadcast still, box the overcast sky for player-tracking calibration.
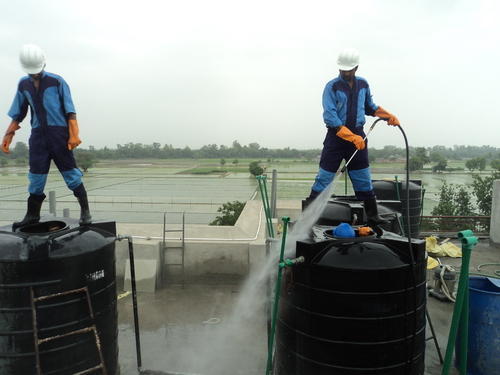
[1,0,498,150]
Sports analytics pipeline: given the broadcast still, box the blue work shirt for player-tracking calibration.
[8,71,76,129]
[322,75,378,129]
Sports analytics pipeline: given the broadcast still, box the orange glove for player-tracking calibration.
[358,226,373,236]
[2,121,21,153]
[67,118,82,150]
[336,126,365,150]
[374,106,400,126]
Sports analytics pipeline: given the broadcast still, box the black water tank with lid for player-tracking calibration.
[373,180,423,237]
[314,195,403,235]
[0,219,118,375]
[275,233,427,374]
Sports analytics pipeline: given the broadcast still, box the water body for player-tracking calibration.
[0,164,478,224]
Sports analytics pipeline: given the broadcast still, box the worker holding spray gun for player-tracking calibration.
[2,44,92,229]
[307,47,400,229]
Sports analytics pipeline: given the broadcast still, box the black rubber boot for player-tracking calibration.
[12,193,46,231]
[302,189,321,210]
[73,184,92,225]
[363,197,389,229]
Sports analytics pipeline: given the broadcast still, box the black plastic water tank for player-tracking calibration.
[373,180,422,237]
[315,196,403,235]
[0,219,118,375]
[316,198,364,226]
[275,233,427,374]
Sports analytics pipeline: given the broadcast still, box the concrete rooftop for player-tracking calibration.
[116,240,499,375]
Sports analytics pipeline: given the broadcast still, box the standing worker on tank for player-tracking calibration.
[2,44,91,229]
[306,48,400,228]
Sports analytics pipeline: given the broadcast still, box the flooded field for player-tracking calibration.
[0,159,484,224]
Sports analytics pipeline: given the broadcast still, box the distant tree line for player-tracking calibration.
[406,146,500,172]
[1,141,499,168]
[80,141,321,160]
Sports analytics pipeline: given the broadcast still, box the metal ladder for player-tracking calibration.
[161,211,185,286]
[30,286,108,375]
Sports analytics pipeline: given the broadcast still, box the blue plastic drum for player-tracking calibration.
[456,276,500,374]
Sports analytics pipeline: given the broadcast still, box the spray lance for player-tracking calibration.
[335,118,384,232]
[336,118,384,180]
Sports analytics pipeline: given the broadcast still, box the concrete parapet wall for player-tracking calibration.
[490,180,500,248]
[115,239,162,289]
[0,198,298,289]
[115,199,270,288]
[275,200,302,222]
[184,241,250,276]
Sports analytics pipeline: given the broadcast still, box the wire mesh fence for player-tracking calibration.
[420,216,490,236]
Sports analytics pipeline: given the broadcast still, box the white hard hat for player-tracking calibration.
[337,48,360,71]
[19,44,46,74]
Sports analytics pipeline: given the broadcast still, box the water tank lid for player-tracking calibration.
[0,221,115,261]
[317,242,405,270]
[333,223,355,238]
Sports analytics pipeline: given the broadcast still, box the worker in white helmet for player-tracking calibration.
[307,48,400,228]
[2,44,91,229]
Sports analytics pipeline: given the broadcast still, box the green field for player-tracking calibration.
[0,159,493,224]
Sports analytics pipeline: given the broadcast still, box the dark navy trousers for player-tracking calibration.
[28,126,82,195]
[311,127,375,200]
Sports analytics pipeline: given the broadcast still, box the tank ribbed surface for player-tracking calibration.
[0,220,118,375]
[373,180,423,237]
[275,235,427,375]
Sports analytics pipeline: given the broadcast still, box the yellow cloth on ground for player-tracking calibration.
[427,256,439,270]
[425,236,462,257]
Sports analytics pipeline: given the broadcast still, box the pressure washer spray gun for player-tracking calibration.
[336,118,385,236]
[336,118,383,179]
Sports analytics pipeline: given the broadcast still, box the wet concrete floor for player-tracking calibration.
[117,240,499,375]
[118,281,266,375]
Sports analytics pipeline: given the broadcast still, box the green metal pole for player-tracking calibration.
[256,177,270,236]
[457,231,476,375]
[257,176,275,238]
[441,230,477,375]
[459,273,469,373]
[266,217,290,375]
[261,176,275,237]
[261,176,275,238]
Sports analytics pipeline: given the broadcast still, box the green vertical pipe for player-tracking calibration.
[257,176,275,238]
[256,177,270,236]
[261,176,275,238]
[458,231,475,375]
[441,230,477,375]
[266,216,290,375]
[262,176,275,237]
[256,178,268,234]
[459,274,469,373]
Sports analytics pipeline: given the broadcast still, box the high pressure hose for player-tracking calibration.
[396,124,420,370]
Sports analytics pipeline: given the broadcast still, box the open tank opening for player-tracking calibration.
[18,220,68,234]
